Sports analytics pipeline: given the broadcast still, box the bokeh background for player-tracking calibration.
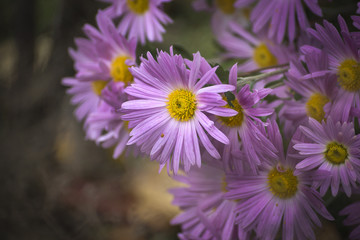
[0,0,358,239]
[0,0,219,239]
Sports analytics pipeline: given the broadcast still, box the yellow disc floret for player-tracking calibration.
[167,89,197,121]
[253,43,278,68]
[337,59,360,92]
[110,56,134,84]
[127,0,149,14]
[325,142,348,165]
[219,99,244,127]
[268,167,298,199]
[215,0,236,14]
[92,80,108,96]
[306,93,329,122]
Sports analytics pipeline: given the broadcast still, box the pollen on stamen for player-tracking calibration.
[305,93,329,122]
[219,99,244,127]
[324,142,348,165]
[337,59,360,92]
[167,89,197,122]
[91,80,108,96]
[110,56,134,84]
[253,43,278,68]
[127,0,149,14]
[268,167,298,199]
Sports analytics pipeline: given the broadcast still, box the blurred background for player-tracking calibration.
[0,0,219,239]
[0,0,359,239]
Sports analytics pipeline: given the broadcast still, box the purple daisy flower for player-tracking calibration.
[76,11,138,83]
[170,161,249,240]
[218,21,295,97]
[121,48,237,174]
[247,0,322,43]
[340,199,360,240]
[62,77,102,121]
[64,11,137,118]
[294,117,360,197]
[208,64,277,173]
[280,47,338,137]
[85,82,139,158]
[63,12,139,157]
[218,21,293,71]
[225,119,334,240]
[101,0,172,44]
[306,16,360,122]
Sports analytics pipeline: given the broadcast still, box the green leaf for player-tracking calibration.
[215,65,229,84]
[172,44,192,59]
[224,91,235,107]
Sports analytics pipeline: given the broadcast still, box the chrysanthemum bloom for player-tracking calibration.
[340,199,360,240]
[62,77,104,121]
[280,48,338,138]
[101,0,172,44]
[225,119,334,240]
[218,21,294,97]
[76,11,137,84]
[63,12,138,157]
[192,0,253,36]
[218,21,293,71]
[306,16,360,122]
[246,0,322,43]
[121,48,237,173]
[64,11,137,117]
[294,117,360,197]
[208,64,277,173]
[170,161,249,240]
[85,82,139,158]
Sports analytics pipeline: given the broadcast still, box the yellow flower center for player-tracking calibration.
[110,56,134,84]
[218,99,244,127]
[324,142,348,165]
[167,89,197,121]
[253,44,278,68]
[215,0,236,14]
[337,59,360,92]
[127,0,149,14]
[91,80,107,96]
[268,167,298,199]
[305,93,329,122]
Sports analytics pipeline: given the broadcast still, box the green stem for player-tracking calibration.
[237,67,289,87]
[238,63,290,77]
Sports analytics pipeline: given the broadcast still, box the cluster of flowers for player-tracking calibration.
[63,0,360,239]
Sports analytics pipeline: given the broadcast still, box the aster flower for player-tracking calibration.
[306,16,360,122]
[294,117,360,197]
[208,63,277,173]
[64,11,137,114]
[121,48,237,173]
[63,11,138,157]
[170,161,249,240]
[218,21,293,71]
[246,0,322,43]
[218,21,294,97]
[101,0,172,44]
[225,119,334,240]
[85,82,139,158]
[62,77,103,121]
[340,199,360,240]
[280,47,338,138]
